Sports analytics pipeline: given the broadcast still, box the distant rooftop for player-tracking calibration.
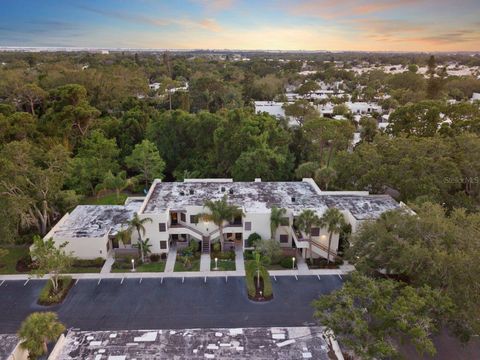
[0,334,18,360]
[142,180,402,219]
[53,198,143,238]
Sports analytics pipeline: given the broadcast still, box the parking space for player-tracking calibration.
[0,275,343,333]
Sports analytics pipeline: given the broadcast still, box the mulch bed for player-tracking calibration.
[248,276,273,302]
[38,278,74,306]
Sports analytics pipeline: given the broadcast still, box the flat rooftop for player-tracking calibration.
[53,198,143,238]
[57,326,333,360]
[143,180,402,219]
[0,334,17,360]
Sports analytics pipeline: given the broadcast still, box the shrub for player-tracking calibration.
[244,250,254,260]
[280,256,295,269]
[112,257,143,270]
[255,239,283,264]
[160,253,167,260]
[212,241,221,253]
[73,257,104,268]
[150,254,161,262]
[246,233,261,247]
[211,250,235,260]
[38,276,73,305]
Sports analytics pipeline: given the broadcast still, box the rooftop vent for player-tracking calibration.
[221,186,226,192]
[291,196,296,203]
[189,189,194,195]
[180,191,185,196]
[229,189,234,195]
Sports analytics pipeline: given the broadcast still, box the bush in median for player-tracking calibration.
[38,276,73,305]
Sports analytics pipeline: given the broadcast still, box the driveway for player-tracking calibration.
[0,275,343,333]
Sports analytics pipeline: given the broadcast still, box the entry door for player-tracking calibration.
[171,212,178,225]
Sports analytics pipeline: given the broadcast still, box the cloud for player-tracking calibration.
[78,4,223,32]
[286,0,423,19]
[191,0,236,11]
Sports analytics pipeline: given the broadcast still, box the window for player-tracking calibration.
[180,212,186,222]
[311,227,320,236]
[190,215,198,224]
[160,241,167,249]
[244,222,251,231]
[159,223,166,232]
[280,234,289,243]
[280,217,289,226]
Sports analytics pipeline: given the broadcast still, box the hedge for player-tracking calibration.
[245,260,273,299]
[73,257,104,268]
[38,276,73,305]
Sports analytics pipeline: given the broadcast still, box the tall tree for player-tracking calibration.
[127,213,152,263]
[270,206,287,239]
[199,196,243,251]
[319,208,347,264]
[30,236,74,293]
[296,209,320,264]
[313,273,452,359]
[125,140,166,189]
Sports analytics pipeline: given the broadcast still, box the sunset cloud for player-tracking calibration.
[0,0,478,51]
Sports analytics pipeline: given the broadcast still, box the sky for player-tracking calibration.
[0,0,479,51]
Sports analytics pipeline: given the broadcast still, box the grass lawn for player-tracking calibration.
[111,261,166,273]
[136,261,165,272]
[0,246,29,274]
[81,192,129,205]
[68,267,103,273]
[174,257,200,272]
[211,259,236,271]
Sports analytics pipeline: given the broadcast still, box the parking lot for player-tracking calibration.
[0,275,343,333]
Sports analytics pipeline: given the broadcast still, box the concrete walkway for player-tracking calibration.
[100,253,115,274]
[295,254,309,272]
[234,243,245,273]
[200,254,211,272]
[164,245,177,273]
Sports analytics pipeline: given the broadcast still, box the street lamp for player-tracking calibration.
[214,257,218,270]
[131,258,135,272]
[292,257,296,270]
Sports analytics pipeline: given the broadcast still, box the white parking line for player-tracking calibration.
[23,279,29,286]
[75,279,79,285]
[204,277,207,283]
[139,278,142,284]
[97,279,102,285]
[273,276,277,282]
[120,278,124,285]
[317,275,321,281]
[225,276,228,283]
[161,277,164,284]
[294,275,298,281]
[182,277,185,283]
[338,274,343,280]
[0,280,5,287]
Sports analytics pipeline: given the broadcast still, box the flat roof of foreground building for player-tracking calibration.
[52,198,144,239]
[56,326,335,360]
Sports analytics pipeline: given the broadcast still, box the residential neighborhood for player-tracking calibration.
[1,1,480,359]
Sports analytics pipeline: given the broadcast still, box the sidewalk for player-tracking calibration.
[164,244,177,273]
[200,254,210,272]
[234,243,245,274]
[100,253,115,274]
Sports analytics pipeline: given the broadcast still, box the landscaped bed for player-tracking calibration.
[211,250,236,271]
[244,250,295,271]
[0,246,30,274]
[245,260,273,301]
[174,254,200,272]
[307,258,343,269]
[69,258,105,273]
[37,276,74,306]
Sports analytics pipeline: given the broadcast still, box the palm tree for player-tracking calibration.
[270,206,287,240]
[254,251,262,289]
[296,209,320,264]
[134,238,152,260]
[199,195,243,251]
[127,213,152,263]
[18,312,65,359]
[320,208,347,264]
[116,227,132,247]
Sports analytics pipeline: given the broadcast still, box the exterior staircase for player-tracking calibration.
[202,235,210,253]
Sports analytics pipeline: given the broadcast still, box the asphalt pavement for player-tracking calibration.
[0,275,343,333]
